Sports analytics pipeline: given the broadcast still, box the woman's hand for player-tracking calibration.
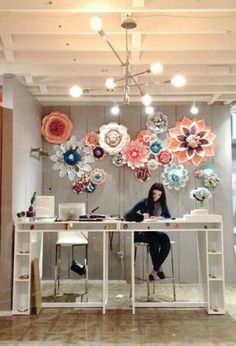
[143,213,150,219]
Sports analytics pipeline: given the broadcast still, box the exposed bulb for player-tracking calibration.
[171,74,186,88]
[141,94,152,106]
[190,103,199,115]
[105,78,116,90]
[150,63,163,74]
[145,106,154,115]
[90,17,103,31]
[110,104,120,115]
[69,85,83,98]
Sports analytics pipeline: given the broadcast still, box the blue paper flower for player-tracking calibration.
[161,164,189,190]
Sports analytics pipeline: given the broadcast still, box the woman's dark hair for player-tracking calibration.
[146,182,167,215]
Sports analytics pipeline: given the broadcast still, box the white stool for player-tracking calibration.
[134,240,176,301]
[54,231,88,300]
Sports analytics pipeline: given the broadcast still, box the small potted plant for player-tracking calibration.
[189,187,212,215]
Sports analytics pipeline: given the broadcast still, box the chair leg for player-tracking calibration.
[146,246,151,300]
[54,244,59,296]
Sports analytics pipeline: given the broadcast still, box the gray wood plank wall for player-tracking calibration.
[42,105,235,283]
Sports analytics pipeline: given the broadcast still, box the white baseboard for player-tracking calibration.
[41,279,127,284]
[0,311,13,316]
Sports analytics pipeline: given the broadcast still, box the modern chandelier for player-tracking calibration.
[69,15,186,110]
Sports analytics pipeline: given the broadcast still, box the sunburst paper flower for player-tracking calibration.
[161,164,189,190]
[42,111,73,144]
[146,111,168,134]
[168,117,216,166]
[137,129,156,146]
[99,122,130,155]
[50,136,94,181]
[122,140,149,170]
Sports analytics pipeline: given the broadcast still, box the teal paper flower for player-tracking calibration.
[162,164,189,190]
[148,137,163,156]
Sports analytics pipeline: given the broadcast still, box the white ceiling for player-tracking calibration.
[1,0,236,105]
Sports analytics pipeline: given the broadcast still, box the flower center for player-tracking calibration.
[171,173,180,182]
[186,134,200,148]
[63,149,81,165]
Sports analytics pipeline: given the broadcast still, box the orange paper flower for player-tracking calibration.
[168,117,216,166]
[42,111,73,144]
[137,129,156,146]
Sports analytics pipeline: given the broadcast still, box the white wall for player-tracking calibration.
[5,77,43,216]
[42,104,235,283]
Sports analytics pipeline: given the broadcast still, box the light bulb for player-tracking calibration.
[90,17,103,31]
[69,85,83,98]
[110,105,120,115]
[190,103,199,115]
[145,106,154,115]
[141,94,152,106]
[171,74,186,88]
[150,63,163,74]
[105,78,116,90]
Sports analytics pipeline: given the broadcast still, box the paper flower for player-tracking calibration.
[134,166,151,182]
[195,164,220,190]
[99,122,130,155]
[90,168,107,185]
[148,137,164,156]
[112,153,124,167]
[42,111,73,144]
[168,117,216,166]
[190,187,212,207]
[84,132,99,149]
[72,174,90,194]
[157,149,173,166]
[93,147,105,160]
[50,136,94,181]
[137,129,156,146]
[146,112,168,134]
[85,181,96,193]
[147,159,159,171]
[162,164,189,190]
[122,140,149,169]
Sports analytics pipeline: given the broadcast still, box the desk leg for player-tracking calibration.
[103,231,108,314]
[197,231,208,311]
[131,231,135,315]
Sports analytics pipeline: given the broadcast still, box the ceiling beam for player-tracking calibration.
[208,94,221,105]
[39,85,48,94]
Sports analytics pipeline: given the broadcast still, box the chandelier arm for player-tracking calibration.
[128,72,144,96]
[99,30,125,66]
[114,69,150,83]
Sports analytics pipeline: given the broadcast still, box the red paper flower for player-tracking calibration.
[134,166,151,182]
[42,111,73,144]
[157,149,173,166]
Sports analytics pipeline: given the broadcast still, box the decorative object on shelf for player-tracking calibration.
[148,137,164,156]
[26,191,36,219]
[137,129,156,146]
[112,153,124,167]
[93,147,105,160]
[90,168,107,185]
[195,164,220,190]
[161,164,189,190]
[146,112,168,134]
[157,149,173,166]
[41,111,73,144]
[190,187,212,209]
[99,122,130,155]
[84,131,100,149]
[122,139,148,169]
[30,147,49,158]
[168,116,216,166]
[134,166,151,182]
[50,135,94,181]
[69,16,185,105]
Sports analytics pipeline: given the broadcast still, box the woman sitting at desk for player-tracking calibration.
[125,182,171,281]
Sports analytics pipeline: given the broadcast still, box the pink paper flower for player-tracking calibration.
[122,140,149,170]
[157,149,173,166]
[84,132,100,149]
[90,168,107,185]
[42,111,73,144]
[168,117,216,166]
[137,130,156,146]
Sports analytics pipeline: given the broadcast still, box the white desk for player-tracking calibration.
[13,215,225,315]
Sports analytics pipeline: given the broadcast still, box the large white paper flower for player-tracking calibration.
[99,122,130,155]
[50,135,94,181]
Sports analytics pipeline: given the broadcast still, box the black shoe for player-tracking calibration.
[156,270,165,280]
[149,270,165,281]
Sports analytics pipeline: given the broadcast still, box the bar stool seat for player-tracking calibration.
[54,231,88,299]
[134,240,176,302]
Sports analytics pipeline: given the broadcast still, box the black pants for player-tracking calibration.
[135,232,171,271]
